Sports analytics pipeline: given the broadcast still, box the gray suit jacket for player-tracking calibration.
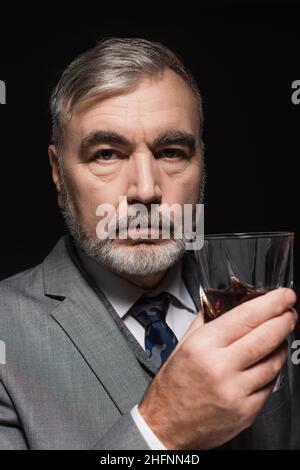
[0,234,299,450]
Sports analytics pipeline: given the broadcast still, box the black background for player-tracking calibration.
[0,2,299,312]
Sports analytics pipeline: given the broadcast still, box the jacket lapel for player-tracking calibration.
[43,235,152,414]
[64,236,159,377]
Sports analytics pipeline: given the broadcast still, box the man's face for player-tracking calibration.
[50,68,203,276]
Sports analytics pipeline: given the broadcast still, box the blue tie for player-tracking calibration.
[128,292,178,370]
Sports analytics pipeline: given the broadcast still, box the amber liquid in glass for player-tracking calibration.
[202,277,266,322]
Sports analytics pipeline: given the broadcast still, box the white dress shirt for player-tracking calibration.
[74,242,198,450]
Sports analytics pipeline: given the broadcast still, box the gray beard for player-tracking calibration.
[60,179,186,276]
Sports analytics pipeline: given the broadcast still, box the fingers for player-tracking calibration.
[236,341,288,395]
[227,309,297,370]
[205,288,297,347]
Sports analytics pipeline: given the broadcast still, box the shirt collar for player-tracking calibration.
[73,241,197,319]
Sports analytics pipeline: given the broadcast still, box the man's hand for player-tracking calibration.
[138,288,298,450]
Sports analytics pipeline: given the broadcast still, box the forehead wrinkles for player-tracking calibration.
[82,96,187,121]
[67,87,199,148]
[71,106,195,146]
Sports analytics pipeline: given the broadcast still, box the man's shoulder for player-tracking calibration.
[0,262,45,313]
[0,236,69,319]
[0,261,60,346]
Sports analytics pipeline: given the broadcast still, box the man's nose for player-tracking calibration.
[127,151,162,205]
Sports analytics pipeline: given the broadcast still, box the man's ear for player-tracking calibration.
[48,144,64,209]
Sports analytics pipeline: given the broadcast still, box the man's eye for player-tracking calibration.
[91,149,123,161]
[158,148,186,159]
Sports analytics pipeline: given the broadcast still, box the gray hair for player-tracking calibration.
[50,37,204,157]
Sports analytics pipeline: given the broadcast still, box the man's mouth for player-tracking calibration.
[115,223,174,244]
[126,226,162,238]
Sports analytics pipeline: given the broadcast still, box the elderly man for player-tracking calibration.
[0,37,299,450]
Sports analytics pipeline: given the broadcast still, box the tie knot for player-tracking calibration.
[128,292,171,328]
